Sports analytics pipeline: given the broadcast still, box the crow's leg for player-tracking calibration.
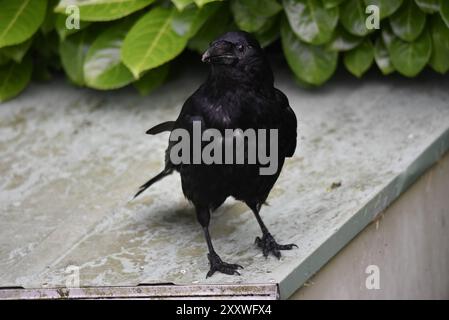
[196,205,243,278]
[247,202,297,259]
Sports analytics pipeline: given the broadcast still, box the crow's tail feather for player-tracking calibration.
[133,168,173,199]
[146,121,175,135]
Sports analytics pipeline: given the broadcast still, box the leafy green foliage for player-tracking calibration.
[0,54,9,67]
[429,14,449,73]
[121,4,219,78]
[340,0,371,36]
[194,0,223,7]
[172,2,221,37]
[281,17,338,86]
[1,39,33,63]
[0,0,449,103]
[59,29,95,86]
[322,0,346,9]
[343,38,374,77]
[390,0,426,41]
[415,0,440,14]
[441,0,449,28]
[172,0,195,11]
[55,14,91,40]
[374,37,394,75]
[41,0,59,35]
[122,7,187,78]
[364,0,403,19]
[326,26,363,51]
[54,0,155,21]
[0,56,32,102]
[188,4,235,53]
[134,64,170,95]
[389,28,431,77]
[0,0,47,48]
[231,0,280,33]
[84,19,136,90]
[283,0,339,45]
[254,15,281,48]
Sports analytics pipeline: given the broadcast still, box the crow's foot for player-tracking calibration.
[255,233,297,259]
[206,252,243,278]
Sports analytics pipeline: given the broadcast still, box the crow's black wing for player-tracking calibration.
[164,93,206,169]
[275,88,297,158]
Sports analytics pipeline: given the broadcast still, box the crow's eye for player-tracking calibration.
[237,44,244,52]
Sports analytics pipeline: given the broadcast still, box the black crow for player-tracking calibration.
[135,31,298,277]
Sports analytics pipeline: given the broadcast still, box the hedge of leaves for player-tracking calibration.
[1,0,449,102]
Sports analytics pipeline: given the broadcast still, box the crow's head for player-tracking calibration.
[201,31,264,67]
[201,31,273,86]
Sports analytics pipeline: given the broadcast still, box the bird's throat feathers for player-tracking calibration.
[207,58,274,93]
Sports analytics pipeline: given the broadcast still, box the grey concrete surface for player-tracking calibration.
[1,66,449,298]
[292,151,449,300]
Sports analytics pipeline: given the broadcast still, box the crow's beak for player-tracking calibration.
[201,40,237,65]
[201,50,211,63]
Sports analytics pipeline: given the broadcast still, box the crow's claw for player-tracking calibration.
[255,233,297,259]
[206,252,243,278]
